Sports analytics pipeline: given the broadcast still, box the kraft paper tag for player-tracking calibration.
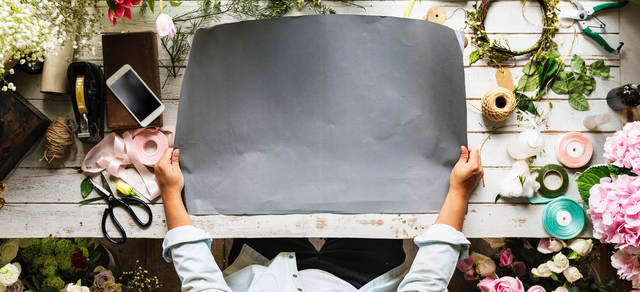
[495,68,515,91]
[423,6,447,24]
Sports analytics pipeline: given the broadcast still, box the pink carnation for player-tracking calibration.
[588,175,640,249]
[611,247,640,289]
[604,122,640,174]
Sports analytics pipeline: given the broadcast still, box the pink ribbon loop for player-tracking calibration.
[82,127,175,200]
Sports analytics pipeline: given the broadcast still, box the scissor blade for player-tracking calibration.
[559,10,582,20]
[90,179,111,198]
[569,0,586,13]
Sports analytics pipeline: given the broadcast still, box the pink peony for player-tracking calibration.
[493,276,525,292]
[456,257,474,273]
[611,247,640,288]
[527,285,546,292]
[477,277,495,292]
[155,14,176,38]
[500,248,513,267]
[513,261,527,276]
[537,238,565,254]
[588,175,640,249]
[604,122,640,174]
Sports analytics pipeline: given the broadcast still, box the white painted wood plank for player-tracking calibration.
[3,167,582,204]
[0,203,593,238]
[466,99,624,132]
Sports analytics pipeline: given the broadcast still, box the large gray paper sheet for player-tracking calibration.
[175,15,467,215]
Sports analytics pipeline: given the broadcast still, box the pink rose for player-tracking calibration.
[493,276,525,292]
[513,261,527,276]
[5,280,23,292]
[537,238,565,254]
[155,14,176,38]
[477,277,495,292]
[500,248,513,267]
[527,285,546,292]
[456,257,474,272]
[93,270,115,288]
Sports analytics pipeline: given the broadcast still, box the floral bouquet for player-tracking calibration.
[457,238,614,291]
[575,121,640,288]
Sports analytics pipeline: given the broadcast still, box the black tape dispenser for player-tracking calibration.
[67,62,105,143]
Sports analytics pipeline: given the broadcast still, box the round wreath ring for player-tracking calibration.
[467,0,559,64]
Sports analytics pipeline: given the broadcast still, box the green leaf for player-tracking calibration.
[567,250,580,260]
[568,79,584,94]
[106,0,117,12]
[146,0,155,12]
[579,74,596,95]
[517,74,539,92]
[571,54,586,74]
[536,58,559,97]
[575,165,611,204]
[79,197,103,205]
[547,49,561,59]
[569,92,589,111]
[551,79,569,94]
[39,288,58,292]
[556,71,575,82]
[81,177,93,198]
[494,194,502,203]
[469,50,481,65]
[608,165,636,177]
[169,0,182,7]
[550,273,559,281]
[589,60,610,77]
[523,62,539,75]
[515,92,539,116]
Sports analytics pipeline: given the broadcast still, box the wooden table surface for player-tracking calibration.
[2,0,639,239]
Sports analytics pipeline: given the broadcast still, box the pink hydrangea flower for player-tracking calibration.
[611,247,640,288]
[588,175,640,249]
[500,248,513,267]
[604,122,640,174]
[492,276,525,292]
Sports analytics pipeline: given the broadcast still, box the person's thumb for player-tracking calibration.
[458,146,469,164]
[171,149,180,167]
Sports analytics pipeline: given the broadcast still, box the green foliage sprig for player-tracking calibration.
[466,0,560,64]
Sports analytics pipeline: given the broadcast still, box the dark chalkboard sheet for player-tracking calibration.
[175,15,467,215]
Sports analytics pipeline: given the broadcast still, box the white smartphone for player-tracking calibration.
[106,64,165,127]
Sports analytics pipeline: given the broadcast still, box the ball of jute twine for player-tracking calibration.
[481,87,516,121]
[41,117,74,165]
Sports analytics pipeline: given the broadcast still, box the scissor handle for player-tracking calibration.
[584,27,616,52]
[101,207,127,245]
[593,0,628,13]
[119,196,153,227]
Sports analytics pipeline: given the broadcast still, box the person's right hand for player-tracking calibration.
[449,146,483,197]
[154,148,184,202]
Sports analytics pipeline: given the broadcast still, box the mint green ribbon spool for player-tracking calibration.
[542,197,585,240]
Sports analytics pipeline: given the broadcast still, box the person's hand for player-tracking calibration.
[154,148,184,202]
[449,146,483,197]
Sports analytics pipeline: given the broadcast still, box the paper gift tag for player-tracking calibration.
[495,68,515,91]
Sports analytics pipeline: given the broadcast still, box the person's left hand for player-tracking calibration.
[154,148,184,201]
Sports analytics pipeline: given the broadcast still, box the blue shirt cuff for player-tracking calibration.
[414,224,470,259]
[162,225,213,262]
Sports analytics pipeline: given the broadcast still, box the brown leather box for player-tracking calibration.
[102,31,163,130]
[0,90,51,181]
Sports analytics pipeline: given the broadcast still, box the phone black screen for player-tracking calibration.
[110,70,162,121]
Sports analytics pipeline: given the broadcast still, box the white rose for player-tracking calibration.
[547,252,570,273]
[552,287,569,292]
[0,263,20,286]
[62,284,89,292]
[0,240,19,266]
[563,266,583,283]
[470,252,497,277]
[567,239,593,257]
[531,262,553,277]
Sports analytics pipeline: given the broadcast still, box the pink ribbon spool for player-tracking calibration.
[132,129,170,166]
[555,132,593,168]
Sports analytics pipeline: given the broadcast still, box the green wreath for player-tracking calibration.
[466,0,560,64]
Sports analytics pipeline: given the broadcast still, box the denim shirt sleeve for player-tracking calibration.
[397,224,470,292]
[162,225,232,292]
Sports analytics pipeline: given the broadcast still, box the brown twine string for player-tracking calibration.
[41,117,74,165]
[0,183,5,210]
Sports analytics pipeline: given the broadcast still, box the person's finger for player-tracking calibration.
[158,148,173,167]
[468,147,481,167]
[171,149,180,167]
[458,146,470,163]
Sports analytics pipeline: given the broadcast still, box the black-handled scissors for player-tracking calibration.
[90,173,152,245]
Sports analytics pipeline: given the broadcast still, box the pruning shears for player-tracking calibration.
[559,0,628,53]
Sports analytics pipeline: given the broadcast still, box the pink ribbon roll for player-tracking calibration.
[555,132,593,168]
[82,127,174,200]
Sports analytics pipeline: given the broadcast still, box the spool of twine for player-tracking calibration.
[41,117,74,165]
[481,87,516,121]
